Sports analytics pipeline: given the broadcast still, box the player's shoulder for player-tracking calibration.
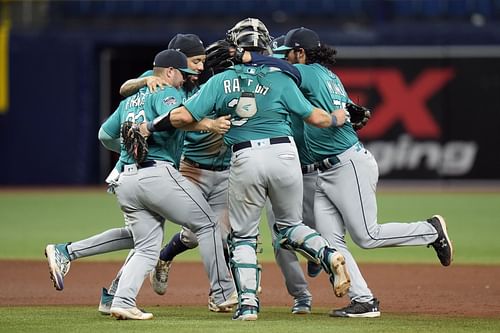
[294,63,318,75]
[213,68,237,80]
[149,85,182,97]
[139,69,154,78]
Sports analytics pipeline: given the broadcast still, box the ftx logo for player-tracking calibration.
[336,68,455,139]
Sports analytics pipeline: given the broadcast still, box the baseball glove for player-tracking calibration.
[346,102,371,131]
[199,40,245,84]
[199,40,234,84]
[120,121,148,164]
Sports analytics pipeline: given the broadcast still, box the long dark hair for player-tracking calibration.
[305,44,337,67]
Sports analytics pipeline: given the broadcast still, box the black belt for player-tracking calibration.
[317,156,341,172]
[183,157,229,171]
[232,136,291,153]
[301,164,317,174]
[120,160,156,172]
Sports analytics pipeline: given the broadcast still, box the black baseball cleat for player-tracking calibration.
[427,215,453,266]
[329,298,380,318]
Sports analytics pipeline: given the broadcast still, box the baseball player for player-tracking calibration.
[275,27,453,317]
[45,34,235,315]
[120,33,206,97]
[141,18,353,321]
[45,49,236,320]
[226,32,315,314]
[118,35,236,312]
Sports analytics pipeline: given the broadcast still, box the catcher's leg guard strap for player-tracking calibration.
[273,224,330,264]
[228,234,260,307]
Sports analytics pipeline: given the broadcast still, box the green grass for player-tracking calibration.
[1,306,499,333]
[0,189,499,264]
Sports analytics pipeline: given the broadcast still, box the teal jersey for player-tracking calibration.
[296,63,358,162]
[139,70,153,78]
[101,85,186,168]
[289,114,315,166]
[184,64,315,146]
[182,85,232,168]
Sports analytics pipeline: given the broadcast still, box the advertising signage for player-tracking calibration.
[334,47,500,179]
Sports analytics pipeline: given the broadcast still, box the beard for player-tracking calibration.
[183,77,199,93]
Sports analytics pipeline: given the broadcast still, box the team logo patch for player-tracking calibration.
[228,98,239,108]
[163,96,177,105]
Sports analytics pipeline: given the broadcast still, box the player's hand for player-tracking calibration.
[210,115,232,134]
[139,122,151,137]
[228,46,247,63]
[145,76,168,93]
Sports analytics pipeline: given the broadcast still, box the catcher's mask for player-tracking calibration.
[226,18,272,53]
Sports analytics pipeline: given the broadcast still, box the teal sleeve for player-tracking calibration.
[151,88,183,117]
[100,108,122,153]
[98,127,120,153]
[183,78,218,121]
[139,70,153,78]
[282,81,314,119]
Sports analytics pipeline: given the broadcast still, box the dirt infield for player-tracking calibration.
[0,261,498,317]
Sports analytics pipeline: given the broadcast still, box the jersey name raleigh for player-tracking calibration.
[223,79,269,95]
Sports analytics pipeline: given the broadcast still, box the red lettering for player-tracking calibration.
[337,68,455,139]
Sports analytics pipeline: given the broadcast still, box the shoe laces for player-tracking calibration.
[54,247,70,275]
[293,297,311,308]
[155,261,170,282]
[343,299,378,313]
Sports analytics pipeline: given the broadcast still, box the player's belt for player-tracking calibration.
[182,157,229,171]
[120,160,164,172]
[317,156,341,172]
[138,161,157,168]
[301,163,317,174]
[232,136,291,153]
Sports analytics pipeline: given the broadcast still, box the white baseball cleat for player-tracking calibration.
[45,244,71,291]
[322,247,351,297]
[208,291,238,312]
[110,307,153,320]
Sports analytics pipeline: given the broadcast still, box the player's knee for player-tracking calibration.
[228,233,258,254]
[351,235,378,249]
[274,224,328,263]
[180,229,199,249]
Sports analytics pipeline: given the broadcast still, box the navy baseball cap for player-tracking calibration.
[274,27,321,52]
[168,33,205,57]
[153,49,198,74]
[271,35,286,59]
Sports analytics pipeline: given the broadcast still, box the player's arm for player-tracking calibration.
[120,76,169,97]
[143,74,228,133]
[305,107,346,128]
[283,78,346,128]
[246,52,302,85]
[98,127,121,153]
[98,110,121,153]
[178,113,231,133]
[140,107,230,135]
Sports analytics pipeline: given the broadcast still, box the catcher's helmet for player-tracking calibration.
[226,18,271,52]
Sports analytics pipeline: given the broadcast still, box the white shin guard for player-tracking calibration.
[228,236,261,308]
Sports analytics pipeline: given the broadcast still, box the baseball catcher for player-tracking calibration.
[120,121,148,163]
